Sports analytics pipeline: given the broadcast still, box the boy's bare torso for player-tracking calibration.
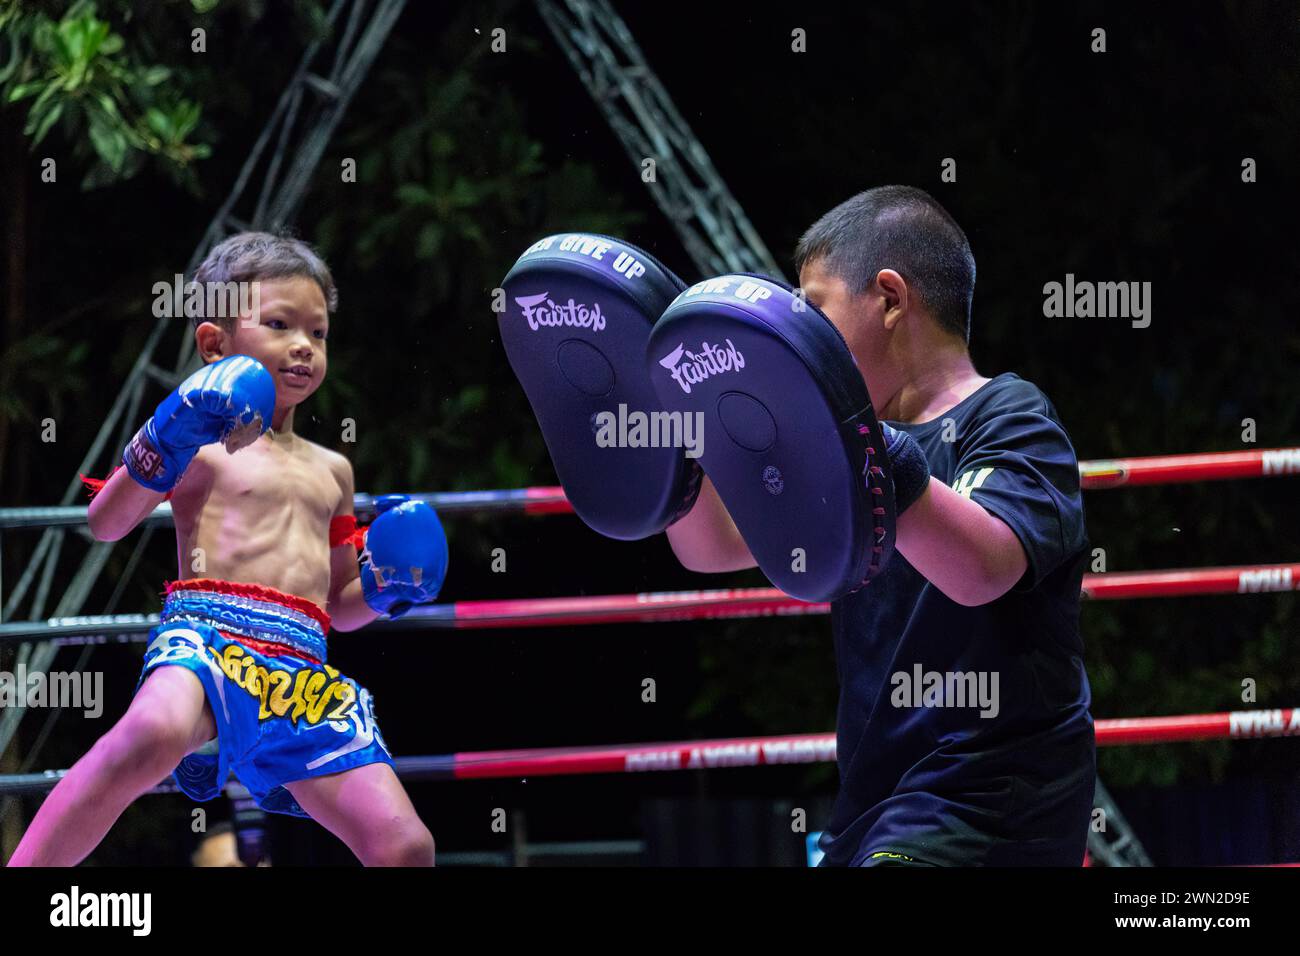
[169,432,347,609]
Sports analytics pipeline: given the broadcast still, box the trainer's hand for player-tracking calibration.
[880,422,931,515]
[123,354,276,492]
[359,495,449,618]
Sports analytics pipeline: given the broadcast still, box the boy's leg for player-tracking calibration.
[6,666,216,867]
[284,763,435,867]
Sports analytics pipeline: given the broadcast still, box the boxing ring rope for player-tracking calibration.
[1,446,1296,812]
[1075,447,1300,488]
[1,447,1298,531]
[0,487,573,531]
[2,562,1297,643]
[0,707,1296,796]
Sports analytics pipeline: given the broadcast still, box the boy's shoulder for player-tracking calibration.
[962,372,1060,423]
[301,437,352,481]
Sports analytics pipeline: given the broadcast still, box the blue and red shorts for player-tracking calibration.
[138,578,394,818]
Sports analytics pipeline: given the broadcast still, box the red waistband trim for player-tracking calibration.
[220,630,323,665]
[164,578,331,632]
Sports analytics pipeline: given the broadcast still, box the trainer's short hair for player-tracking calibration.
[794,186,975,342]
[191,231,338,330]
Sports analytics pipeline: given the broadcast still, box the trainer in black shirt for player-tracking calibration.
[667,186,1095,866]
[822,372,1093,866]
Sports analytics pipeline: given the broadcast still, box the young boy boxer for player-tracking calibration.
[9,233,447,867]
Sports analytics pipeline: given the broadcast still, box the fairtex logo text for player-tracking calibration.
[658,340,745,394]
[515,292,606,332]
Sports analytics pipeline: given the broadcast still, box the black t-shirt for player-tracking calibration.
[818,373,1096,866]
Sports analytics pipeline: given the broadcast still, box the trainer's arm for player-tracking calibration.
[664,476,758,573]
[325,457,381,632]
[86,467,168,541]
[895,478,1028,607]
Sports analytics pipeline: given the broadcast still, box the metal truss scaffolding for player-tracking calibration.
[536,0,784,279]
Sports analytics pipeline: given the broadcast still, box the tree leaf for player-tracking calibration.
[395,183,435,206]
[81,20,110,62]
[28,100,63,144]
[56,17,83,65]
[7,80,46,102]
[145,106,171,138]
[108,129,127,171]
[87,113,126,171]
[0,29,20,84]
[27,77,64,118]
[139,65,169,86]
[79,160,116,190]
[96,93,121,119]
[173,100,201,138]
[416,221,442,258]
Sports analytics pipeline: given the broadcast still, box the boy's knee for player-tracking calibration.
[364,822,435,867]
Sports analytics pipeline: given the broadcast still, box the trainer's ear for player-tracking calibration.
[874,269,909,329]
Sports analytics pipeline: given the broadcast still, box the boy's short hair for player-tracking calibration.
[794,186,976,342]
[190,231,338,331]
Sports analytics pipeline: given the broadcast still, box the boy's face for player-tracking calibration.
[208,275,329,409]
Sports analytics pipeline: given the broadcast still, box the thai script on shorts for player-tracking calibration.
[208,643,359,726]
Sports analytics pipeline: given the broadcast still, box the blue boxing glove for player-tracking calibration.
[359,494,449,619]
[123,354,276,492]
[880,422,931,514]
